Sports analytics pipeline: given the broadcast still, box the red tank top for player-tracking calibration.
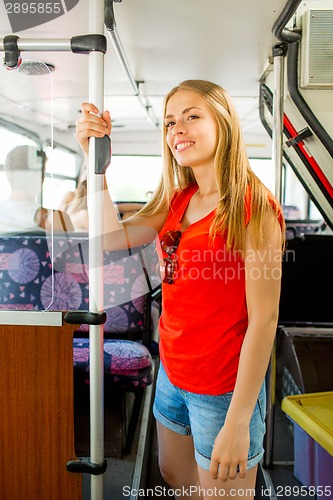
[158,183,251,395]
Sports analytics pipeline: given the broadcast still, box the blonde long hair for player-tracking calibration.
[139,80,285,251]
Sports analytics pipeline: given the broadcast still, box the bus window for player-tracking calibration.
[249,158,275,193]
[43,145,82,209]
[106,155,162,202]
[283,162,325,221]
[249,158,325,223]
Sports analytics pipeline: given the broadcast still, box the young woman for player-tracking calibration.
[76,79,285,499]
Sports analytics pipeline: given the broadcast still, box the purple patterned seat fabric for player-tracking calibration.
[0,234,158,389]
[73,338,153,388]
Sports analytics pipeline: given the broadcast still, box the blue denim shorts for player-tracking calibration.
[153,363,266,471]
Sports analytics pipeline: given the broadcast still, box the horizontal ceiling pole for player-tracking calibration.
[0,37,72,52]
[0,34,107,54]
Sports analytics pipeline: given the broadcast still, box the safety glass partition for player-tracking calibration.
[46,151,162,317]
[0,61,162,321]
[49,220,162,318]
[0,59,55,312]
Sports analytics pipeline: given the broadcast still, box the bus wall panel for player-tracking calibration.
[0,322,82,500]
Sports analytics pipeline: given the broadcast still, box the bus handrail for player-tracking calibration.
[272,0,302,43]
[272,0,333,159]
[104,0,159,128]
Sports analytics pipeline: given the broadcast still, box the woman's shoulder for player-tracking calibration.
[245,182,284,227]
[58,190,75,210]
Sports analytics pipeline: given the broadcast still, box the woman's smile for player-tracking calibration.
[175,140,195,152]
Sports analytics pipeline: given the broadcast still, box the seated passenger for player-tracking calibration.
[282,204,301,220]
[0,145,73,234]
[58,175,88,231]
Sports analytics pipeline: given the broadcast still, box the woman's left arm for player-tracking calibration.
[210,211,283,482]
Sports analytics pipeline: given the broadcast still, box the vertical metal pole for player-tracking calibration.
[263,42,288,470]
[272,43,288,202]
[88,1,106,499]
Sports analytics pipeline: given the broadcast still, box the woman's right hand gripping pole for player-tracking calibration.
[76,103,112,157]
[75,103,126,248]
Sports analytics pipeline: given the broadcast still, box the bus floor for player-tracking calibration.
[79,356,173,499]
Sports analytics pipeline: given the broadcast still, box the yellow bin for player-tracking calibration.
[281,391,333,490]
